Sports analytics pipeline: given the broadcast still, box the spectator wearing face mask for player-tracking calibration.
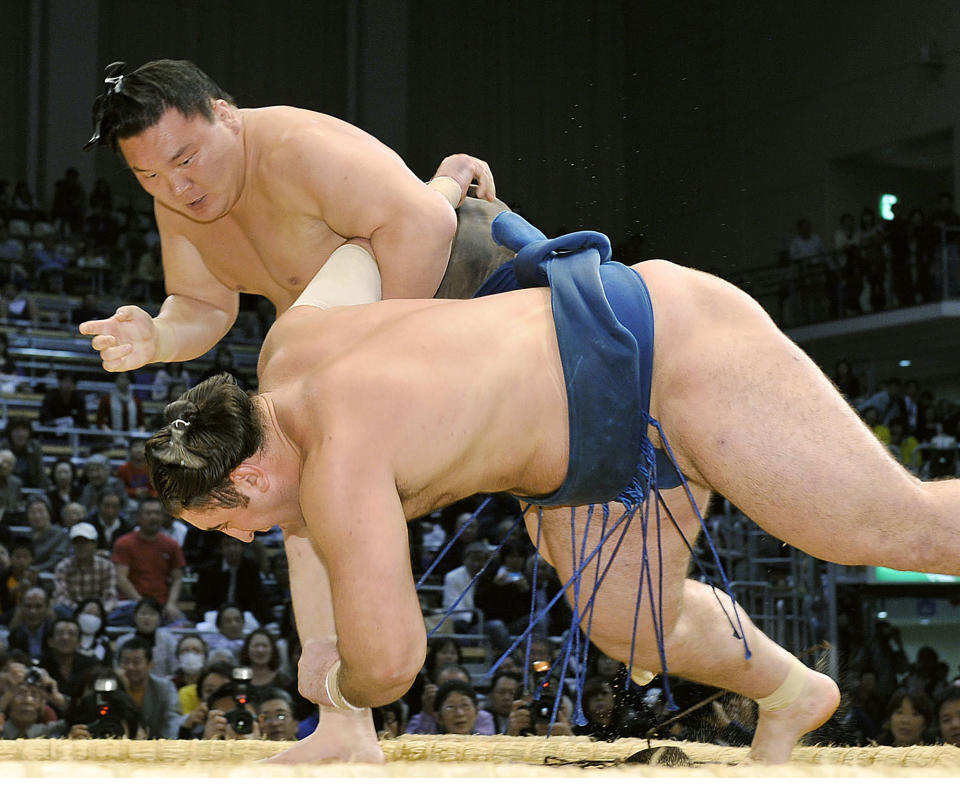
[74,598,112,663]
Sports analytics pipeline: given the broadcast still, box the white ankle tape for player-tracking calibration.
[756,656,807,712]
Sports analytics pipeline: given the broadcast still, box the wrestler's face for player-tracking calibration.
[120,102,245,222]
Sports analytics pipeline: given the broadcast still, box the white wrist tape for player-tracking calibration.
[427,176,463,209]
[756,656,807,712]
[324,659,363,712]
[290,243,382,310]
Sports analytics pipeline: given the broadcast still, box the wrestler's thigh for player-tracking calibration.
[649,268,922,563]
[527,483,708,666]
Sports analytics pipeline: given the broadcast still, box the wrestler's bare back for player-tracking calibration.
[156,106,435,312]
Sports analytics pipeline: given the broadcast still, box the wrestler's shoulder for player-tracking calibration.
[247,106,382,166]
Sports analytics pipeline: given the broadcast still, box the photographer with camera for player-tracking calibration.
[117,636,179,738]
[201,667,261,740]
[0,678,66,739]
[506,691,575,737]
[66,668,144,740]
[0,653,68,734]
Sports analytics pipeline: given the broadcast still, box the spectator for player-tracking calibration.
[405,663,494,735]
[403,636,463,717]
[832,358,861,403]
[115,439,155,502]
[113,596,179,679]
[0,680,66,739]
[170,633,208,694]
[96,372,145,435]
[484,671,521,734]
[0,331,18,386]
[885,202,913,308]
[909,208,938,303]
[887,418,920,473]
[848,621,910,705]
[74,598,112,663]
[204,603,251,659]
[433,681,491,736]
[50,167,86,236]
[38,372,88,429]
[116,636,180,739]
[194,535,265,623]
[859,207,886,311]
[876,688,934,746]
[3,419,48,490]
[902,645,947,702]
[929,190,960,230]
[66,667,144,740]
[111,498,185,624]
[507,687,575,738]
[26,496,70,573]
[6,587,54,660]
[442,540,488,632]
[199,345,246,391]
[238,629,292,705]
[38,617,98,703]
[46,458,81,525]
[789,217,833,319]
[151,361,191,402]
[59,502,86,538]
[86,490,133,551]
[201,675,261,740]
[0,449,24,523]
[833,212,863,316]
[937,685,960,746]
[474,539,535,653]
[51,522,118,617]
[372,700,405,740]
[0,282,37,325]
[256,687,300,741]
[0,538,37,621]
[178,661,233,738]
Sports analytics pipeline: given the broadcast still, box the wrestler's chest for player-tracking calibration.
[194,217,345,298]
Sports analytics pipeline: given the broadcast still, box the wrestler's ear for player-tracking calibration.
[213,99,240,132]
[229,462,269,493]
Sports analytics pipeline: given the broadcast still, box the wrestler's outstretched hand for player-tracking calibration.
[432,154,497,204]
[79,305,159,372]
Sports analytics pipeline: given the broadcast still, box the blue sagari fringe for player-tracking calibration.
[419,411,751,733]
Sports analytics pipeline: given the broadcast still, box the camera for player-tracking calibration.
[208,667,257,735]
[24,664,44,687]
[527,692,558,722]
[87,677,129,739]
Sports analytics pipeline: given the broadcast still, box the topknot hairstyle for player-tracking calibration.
[145,374,263,515]
[84,59,235,153]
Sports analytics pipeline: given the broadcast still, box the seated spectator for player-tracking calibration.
[937,685,960,747]
[66,666,144,740]
[0,449,24,523]
[484,671,521,734]
[876,688,935,746]
[474,539,536,653]
[115,439,155,502]
[239,629,293,705]
[116,636,180,739]
[38,617,98,703]
[256,687,300,741]
[0,679,66,739]
[113,597,179,678]
[27,496,70,574]
[74,598,112,663]
[52,522,118,617]
[46,458,81,525]
[887,418,921,473]
[201,674,261,740]
[194,535,265,623]
[78,454,126,514]
[405,663,494,735]
[6,586,55,660]
[151,361,191,402]
[179,661,233,738]
[403,637,463,718]
[571,676,649,741]
[38,371,88,429]
[507,687,575,738]
[86,491,133,552]
[170,633,208,694]
[199,345,246,391]
[3,419,48,490]
[70,294,101,327]
[111,497,185,625]
[204,603,253,659]
[372,700,405,740]
[0,282,38,325]
[442,541,488,633]
[59,502,86,537]
[0,538,37,621]
[433,681,490,736]
[96,373,145,436]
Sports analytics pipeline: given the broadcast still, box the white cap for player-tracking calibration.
[69,522,98,541]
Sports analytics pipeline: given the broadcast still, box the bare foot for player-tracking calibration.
[746,668,840,765]
[265,707,384,765]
